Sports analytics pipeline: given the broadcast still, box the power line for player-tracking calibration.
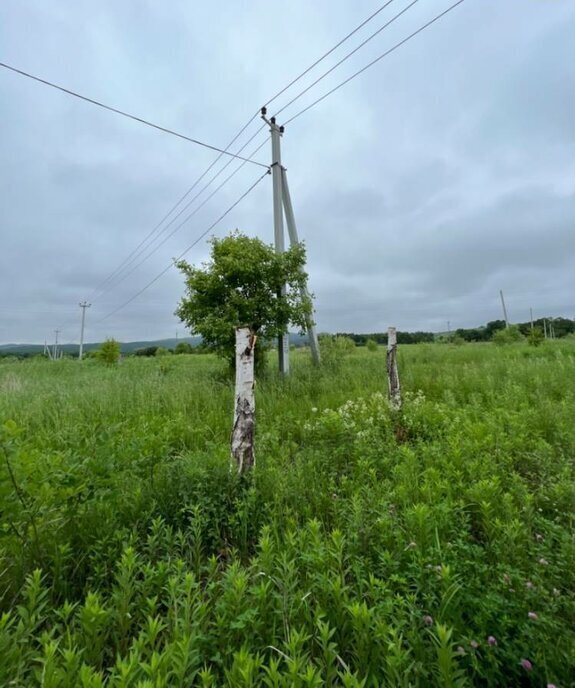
[86,124,268,300]
[92,135,270,300]
[97,169,269,322]
[79,2,405,304]
[0,61,269,168]
[285,0,467,125]
[262,0,399,109]
[275,0,419,118]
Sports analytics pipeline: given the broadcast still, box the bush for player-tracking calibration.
[366,338,378,352]
[493,325,523,345]
[96,338,121,364]
[527,327,544,347]
[319,335,356,370]
[174,341,193,355]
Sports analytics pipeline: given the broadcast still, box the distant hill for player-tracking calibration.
[0,333,310,357]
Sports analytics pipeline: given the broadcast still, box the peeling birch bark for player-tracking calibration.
[387,326,402,411]
[231,327,256,473]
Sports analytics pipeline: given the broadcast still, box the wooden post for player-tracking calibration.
[231,327,256,473]
[387,327,401,411]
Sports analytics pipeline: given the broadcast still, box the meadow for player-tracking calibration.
[0,341,574,687]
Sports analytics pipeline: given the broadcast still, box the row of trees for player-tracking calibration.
[453,318,575,342]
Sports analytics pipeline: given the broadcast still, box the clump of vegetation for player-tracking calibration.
[175,232,312,373]
[174,341,193,355]
[96,337,120,364]
[155,346,171,357]
[492,324,523,345]
[319,334,356,370]
[528,326,544,347]
[366,338,378,352]
[0,341,574,685]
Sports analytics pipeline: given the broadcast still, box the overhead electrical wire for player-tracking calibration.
[92,135,270,300]
[85,0,403,303]
[86,122,268,300]
[0,61,268,168]
[274,0,420,118]
[261,0,399,110]
[97,169,269,322]
[14,0,464,334]
[87,126,269,301]
[285,0,467,125]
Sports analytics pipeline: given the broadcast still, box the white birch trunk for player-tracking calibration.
[387,327,402,411]
[231,327,256,473]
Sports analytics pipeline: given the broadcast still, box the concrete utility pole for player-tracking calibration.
[280,167,321,366]
[264,111,289,374]
[261,106,321,373]
[499,290,509,327]
[53,329,60,361]
[530,307,534,332]
[79,301,91,360]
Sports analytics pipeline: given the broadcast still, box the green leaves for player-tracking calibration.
[175,232,312,369]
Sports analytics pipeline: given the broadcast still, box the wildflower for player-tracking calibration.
[525,581,534,590]
[520,658,533,672]
[487,636,497,647]
[423,615,434,626]
[470,640,479,649]
[528,611,538,620]
[503,573,511,584]
[547,684,557,688]
[553,587,560,597]
[538,557,549,566]
[311,407,318,413]
[535,533,544,542]
[456,646,465,655]
[405,541,417,550]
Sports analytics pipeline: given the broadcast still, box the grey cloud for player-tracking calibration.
[1,0,574,343]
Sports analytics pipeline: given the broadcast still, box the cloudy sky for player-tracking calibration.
[1,0,574,345]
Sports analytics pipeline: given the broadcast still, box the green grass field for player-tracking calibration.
[1,342,574,686]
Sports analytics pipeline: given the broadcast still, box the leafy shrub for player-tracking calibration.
[96,338,120,364]
[527,326,544,347]
[174,341,193,355]
[493,325,523,345]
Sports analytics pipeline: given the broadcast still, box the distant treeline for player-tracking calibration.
[2,317,574,360]
[337,317,575,346]
[452,318,575,342]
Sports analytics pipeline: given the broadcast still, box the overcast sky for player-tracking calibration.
[1,0,574,345]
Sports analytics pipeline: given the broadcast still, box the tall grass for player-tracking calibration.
[0,342,574,686]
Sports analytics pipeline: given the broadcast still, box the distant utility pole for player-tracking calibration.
[79,301,91,360]
[447,321,451,336]
[53,329,60,361]
[530,307,534,331]
[499,290,509,327]
[543,319,547,339]
[261,107,320,374]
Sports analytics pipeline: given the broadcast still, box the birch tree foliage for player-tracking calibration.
[175,233,312,367]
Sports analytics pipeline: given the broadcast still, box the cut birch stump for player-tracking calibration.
[231,327,256,473]
[387,326,402,411]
